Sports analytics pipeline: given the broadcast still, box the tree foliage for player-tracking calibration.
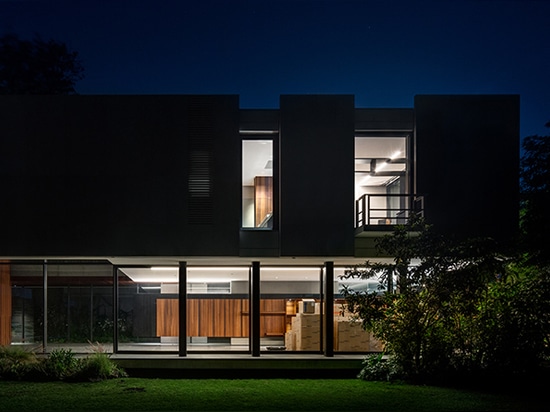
[0,33,84,95]
[343,215,550,382]
[520,122,550,264]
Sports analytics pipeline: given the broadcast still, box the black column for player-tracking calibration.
[179,262,187,357]
[112,265,119,353]
[324,261,334,357]
[42,260,48,353]
[250,261,261,357]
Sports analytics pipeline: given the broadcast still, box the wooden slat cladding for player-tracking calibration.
[0,264,11,345]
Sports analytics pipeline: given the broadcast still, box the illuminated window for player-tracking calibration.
[242,140,273,229]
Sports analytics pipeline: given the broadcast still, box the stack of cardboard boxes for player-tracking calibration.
[334,317,370,351]
[284,300,384,352]
[333,303,384,351]
[285,299,320,351]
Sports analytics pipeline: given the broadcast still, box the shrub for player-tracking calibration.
[0,346,40,380]
[358,353,404,382]
[43,348,83,380]
[1,345,126,382]
[76,352,127,381]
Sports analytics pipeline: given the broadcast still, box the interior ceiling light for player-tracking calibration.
[239,130,278,135]
[262,267,321,271]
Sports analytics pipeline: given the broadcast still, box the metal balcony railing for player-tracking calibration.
[355,194,424,228]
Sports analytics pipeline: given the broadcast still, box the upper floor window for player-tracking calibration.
[242,139,273,229]
[355,135,410,226]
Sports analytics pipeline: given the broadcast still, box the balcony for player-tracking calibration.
[355,194,424,236]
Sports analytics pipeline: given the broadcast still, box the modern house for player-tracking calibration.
[0,94,519,359]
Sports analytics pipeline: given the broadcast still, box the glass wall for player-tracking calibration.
[116,267,171,351]
[333,267,385,353]
[187,267,249,352]
[117,266,250,352]
[242,140,273,228]
[5,262,377,355]
[9,264,43,348]
[46,264,113,350]
[260,267,322,352]
[7,262,113,352]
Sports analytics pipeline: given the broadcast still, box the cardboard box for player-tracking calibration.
[298,299,316,314]
[285,331,295,351]
[335,319,372,351]
[291,313,321,350]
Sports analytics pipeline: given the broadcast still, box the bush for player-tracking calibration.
[75,352,127,381]
[0,346,40,380]
[43,348,83,380]
[358,353,404,382]
[1,345,126,382]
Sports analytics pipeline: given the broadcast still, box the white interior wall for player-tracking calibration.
[242,185,254,227]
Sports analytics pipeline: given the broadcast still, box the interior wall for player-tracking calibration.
[242,186,254,227]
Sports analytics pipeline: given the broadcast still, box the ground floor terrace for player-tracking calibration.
[0,257,386,364]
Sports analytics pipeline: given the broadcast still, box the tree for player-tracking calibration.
[0,33,84,95]
[342,215,550,383]
[520,122,550,264]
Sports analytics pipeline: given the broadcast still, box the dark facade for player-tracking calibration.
[415,95,519,242]
[0,94,519,354]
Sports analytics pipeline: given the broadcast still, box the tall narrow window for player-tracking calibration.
[242,140,273,229]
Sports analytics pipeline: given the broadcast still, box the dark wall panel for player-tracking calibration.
[280,95,355,256]
[414,95,519,243]
[0,95,240,256]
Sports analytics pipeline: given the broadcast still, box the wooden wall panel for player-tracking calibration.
[198,299,215,336]
[156,298,249,338]
[0,265,11,346]
[254,176,273,227]
[241,299,249,337]
[156,299,178,337]
[224,299,241,337]
[212,299,225,337]
[261,299,286,337]
[187,299,199,336]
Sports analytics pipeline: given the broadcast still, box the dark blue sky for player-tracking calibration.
[2,0,549,138]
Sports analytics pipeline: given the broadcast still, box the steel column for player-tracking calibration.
[324,261,334,357]
[42,260,47,353]
[250,261,261,357]
[178,261,187,357]
[112,265,119,353]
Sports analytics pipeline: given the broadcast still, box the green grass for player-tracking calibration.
[0,378,545,412]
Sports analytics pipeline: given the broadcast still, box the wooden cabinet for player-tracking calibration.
[156,298,250,338]
[155,298,290,338]
[260,299,286,337]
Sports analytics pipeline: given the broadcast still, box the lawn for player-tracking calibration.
[0,378,545,412]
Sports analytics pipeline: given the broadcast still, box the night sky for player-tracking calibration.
[2,0,549,139]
